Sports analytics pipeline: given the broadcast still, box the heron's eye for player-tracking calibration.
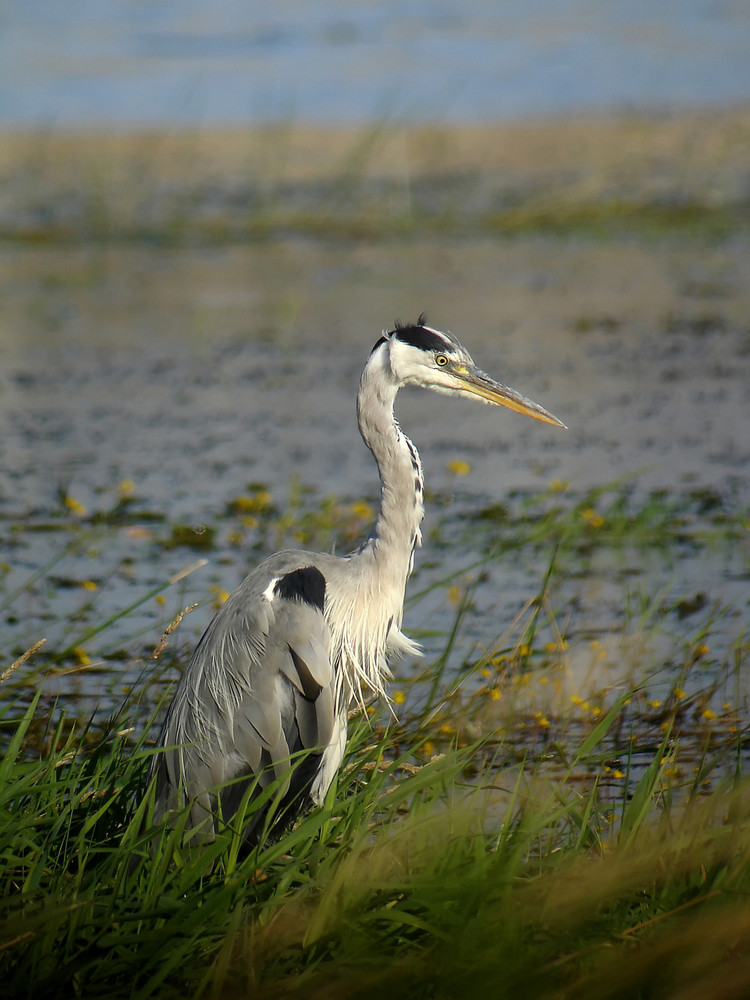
[435,354,448,367]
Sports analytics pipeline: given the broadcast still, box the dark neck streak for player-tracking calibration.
[355,369,424,596]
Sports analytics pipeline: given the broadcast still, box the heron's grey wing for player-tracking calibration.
[229,597,335,791]
[151,562,338,843]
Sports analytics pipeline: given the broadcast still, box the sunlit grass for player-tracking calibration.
[2,117,749,247]
[1,479,748,997]
[1,673,748,998]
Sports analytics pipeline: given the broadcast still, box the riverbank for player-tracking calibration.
[1,106,749,243]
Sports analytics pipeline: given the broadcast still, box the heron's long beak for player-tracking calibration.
[456,365,567,429]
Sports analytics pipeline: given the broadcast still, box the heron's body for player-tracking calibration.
[150,318,564,844]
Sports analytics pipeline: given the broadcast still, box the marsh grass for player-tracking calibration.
[1,678,749,999]
[3,116,750,246]
[1,483,749,998]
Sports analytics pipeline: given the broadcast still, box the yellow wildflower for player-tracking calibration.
[351,500,374,520]
[581,507,604,528]
[447,459,471,476]
[210,586,230,609]
[64,495,87,516]
[232,491,272,513]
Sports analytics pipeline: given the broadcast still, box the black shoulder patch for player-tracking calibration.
[370,334,388,355]
[393,323,449,354]
[274,566,326,611]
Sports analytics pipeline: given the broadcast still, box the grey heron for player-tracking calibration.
[149,317,564,846]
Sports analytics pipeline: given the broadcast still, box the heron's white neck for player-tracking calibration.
[324,356,424,711]
[355,364,424,614]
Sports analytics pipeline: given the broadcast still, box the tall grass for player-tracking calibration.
[1,483,748,998]
[1,659,748,998]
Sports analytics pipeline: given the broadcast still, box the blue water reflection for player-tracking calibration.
[2,0,749,126]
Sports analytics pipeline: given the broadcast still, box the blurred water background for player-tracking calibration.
[2,0,750,127]
[1,1,749,726]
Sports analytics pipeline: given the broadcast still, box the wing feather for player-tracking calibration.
[151,567,337,844]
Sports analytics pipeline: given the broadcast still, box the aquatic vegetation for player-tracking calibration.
[2,110,748,995]
[0,651,748,998]
[2,113,749,248]
[1,478,748,997]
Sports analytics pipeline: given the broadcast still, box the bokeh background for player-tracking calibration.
[1,1,749,712]
[3,12,750,996]
[3,1,750,125]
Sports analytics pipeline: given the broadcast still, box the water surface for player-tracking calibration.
[3,1,750,126]
[2,235,748,721]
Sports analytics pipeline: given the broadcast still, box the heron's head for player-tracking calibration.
[369,316,566,429]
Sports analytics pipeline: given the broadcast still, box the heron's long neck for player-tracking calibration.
[325,363,424,710]
[355,371,424,600]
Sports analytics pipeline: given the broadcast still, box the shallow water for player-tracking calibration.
[4,237,749,508]
[1,234,749,722]
[3,1,750,127]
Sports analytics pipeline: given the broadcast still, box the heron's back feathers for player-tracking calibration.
[151,554,343,844]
